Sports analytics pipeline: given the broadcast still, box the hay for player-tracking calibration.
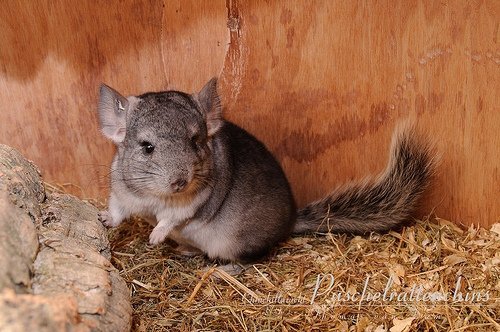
[106,214,499,332]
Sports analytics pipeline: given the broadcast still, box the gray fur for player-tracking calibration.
[97,78,436,262]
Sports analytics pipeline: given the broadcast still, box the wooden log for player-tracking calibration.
[0,145,132,331]
[0,145,44,292]
[0,289,84,332]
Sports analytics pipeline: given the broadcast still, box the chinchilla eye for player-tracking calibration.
[140,141,155,154]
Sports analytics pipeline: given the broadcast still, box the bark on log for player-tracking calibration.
[0,145,132,331]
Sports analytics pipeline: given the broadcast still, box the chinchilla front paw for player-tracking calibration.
[149,225,169,245]
[98,210,120,227]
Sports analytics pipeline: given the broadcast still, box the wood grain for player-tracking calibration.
[0,1,498,227]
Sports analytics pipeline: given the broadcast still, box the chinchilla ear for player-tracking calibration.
[195,77,223,136]
[98,84,128,143]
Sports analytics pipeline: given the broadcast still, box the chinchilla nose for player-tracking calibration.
[171,178,188,192]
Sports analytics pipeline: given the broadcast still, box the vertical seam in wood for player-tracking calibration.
[159,0,168,87]
[221,0,246,109]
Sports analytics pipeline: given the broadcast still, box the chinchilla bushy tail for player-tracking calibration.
[293,122,437,235]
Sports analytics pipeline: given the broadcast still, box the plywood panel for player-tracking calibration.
[219,0,500,227]
[0,1,498,227]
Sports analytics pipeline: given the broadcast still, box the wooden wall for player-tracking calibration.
[0,1,498,227]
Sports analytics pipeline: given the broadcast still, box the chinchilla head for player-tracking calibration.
[97,78,223,198]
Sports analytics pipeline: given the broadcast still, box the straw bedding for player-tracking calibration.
[105,213,499,332]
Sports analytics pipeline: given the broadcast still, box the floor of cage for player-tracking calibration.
[107,216,499,332]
